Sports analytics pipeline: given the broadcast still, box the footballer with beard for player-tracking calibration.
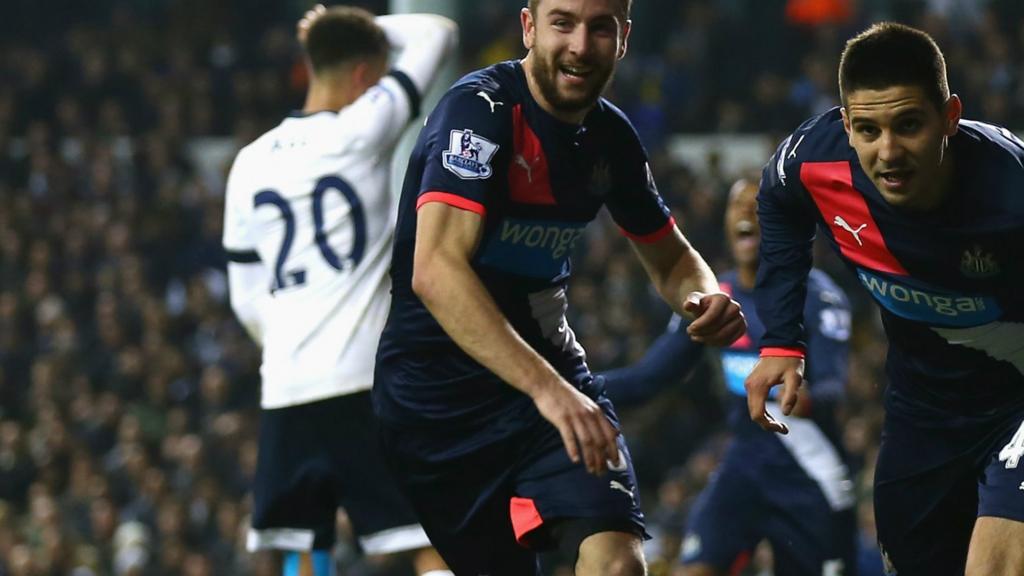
[372,0,745,573]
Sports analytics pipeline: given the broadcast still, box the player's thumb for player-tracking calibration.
[683,292,704,315]
[780,372,801,416]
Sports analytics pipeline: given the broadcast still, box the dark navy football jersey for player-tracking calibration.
[603,268,850,437]
[374,61,673,435]
[757,107,1024,429]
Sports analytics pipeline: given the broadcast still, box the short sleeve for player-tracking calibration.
[415,87,510,217]
[602,114,674,242]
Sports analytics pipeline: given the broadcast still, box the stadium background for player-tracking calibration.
[0,0,1020,574]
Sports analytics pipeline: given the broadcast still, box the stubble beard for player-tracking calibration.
[530,53,614,116]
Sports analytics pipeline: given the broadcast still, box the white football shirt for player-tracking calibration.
[223,74,416,408]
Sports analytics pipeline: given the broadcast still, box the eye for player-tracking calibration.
[552,19,572,31]
[897,118,923,133]
[855,124,879,138]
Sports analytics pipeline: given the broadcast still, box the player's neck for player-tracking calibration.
[520,55,591,125]
[302,80,358,115]
[737,265,756,291]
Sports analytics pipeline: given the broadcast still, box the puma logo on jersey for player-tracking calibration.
[514,153,536,183]
[787,134,805,158]
[833,216,867,246]
[609,480,634,502]
[476,91,504,113]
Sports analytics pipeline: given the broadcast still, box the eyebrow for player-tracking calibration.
[546,8,618,23]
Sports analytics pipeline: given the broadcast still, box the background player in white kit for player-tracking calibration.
[222,5,455,576]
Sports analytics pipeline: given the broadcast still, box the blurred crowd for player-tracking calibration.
[0,0,1021,574]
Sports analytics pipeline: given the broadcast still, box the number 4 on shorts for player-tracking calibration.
[998,420,1024,470]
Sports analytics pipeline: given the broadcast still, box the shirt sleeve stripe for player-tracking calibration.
[620,216,676,244]
[416,191,486,217]
[225,248,261,263]
[387,70,421,119]
[760,346,806,358]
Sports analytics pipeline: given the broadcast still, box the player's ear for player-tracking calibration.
[840,107,852,140]
[943,94,962,136]
[521,7,535,50]
[617,19,631,60]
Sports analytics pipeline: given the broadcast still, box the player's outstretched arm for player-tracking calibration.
[599,318,703,408]
[413,202,619,475]
[744,355,805,434]
[376,13,458,95]
[630,229,746,347]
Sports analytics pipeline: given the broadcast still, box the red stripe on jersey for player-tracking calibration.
[760,346,806,358]
[801,162,908,275]
[509,104,557,205]
[509,496,544,545]
[416,191,486,216]
[620,216,676,243]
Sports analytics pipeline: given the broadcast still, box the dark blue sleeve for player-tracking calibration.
[599,315,704,408]
[803,270,851,402]
[417,86,510,213]
[601,107,674,241]
[754,133,818,350]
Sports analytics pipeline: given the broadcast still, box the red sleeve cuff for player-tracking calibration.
[416,191,486,216]
[760,346,806,359]
[620,216,676,244]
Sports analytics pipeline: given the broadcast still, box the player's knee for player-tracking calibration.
[577,554,645,576]
[576,544,645,576]
[966,553,1024,576]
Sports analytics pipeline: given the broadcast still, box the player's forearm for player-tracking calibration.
[661,242,720,318]
[376,13,458,94]
[412,255,563,397]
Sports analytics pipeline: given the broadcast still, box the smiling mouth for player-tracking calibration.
[559,64,592,81]
[735,220,755,236]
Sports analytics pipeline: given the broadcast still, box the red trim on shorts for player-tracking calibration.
[620,216,676,243]
[760,346,806,358]
[509,496,544,545]
[728,549,752,576]
[416,191,486,216]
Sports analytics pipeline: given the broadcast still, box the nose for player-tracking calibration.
[876,131,904,165]
[568,25,590,57]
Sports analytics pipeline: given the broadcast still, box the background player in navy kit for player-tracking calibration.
[600,178,857,576]
[223,5,454,576]
[373,0,745,574]
[746,22,1024,575]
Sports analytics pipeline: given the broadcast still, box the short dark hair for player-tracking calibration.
[839,22,949,110]
[528,0,632,21]
[305,6,388,74]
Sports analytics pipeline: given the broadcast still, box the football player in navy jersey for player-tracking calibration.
[600,178,857,576]
[372,0,745,573]
[746,22,1024,575]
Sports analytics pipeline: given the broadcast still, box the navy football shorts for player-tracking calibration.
[247,391,430,554]
[874,410,1024,575]
[680,425,857,576]
[378,393,646,575]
